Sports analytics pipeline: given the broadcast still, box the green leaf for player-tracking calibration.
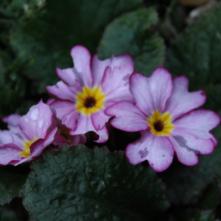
[0,207,19,221]
[98,8,165,74]
[162,128,221,205]
[9,0,142,92]
[23,146,169,221]
[2,0,46,17]
[166,3,221,111]
[0,167,27,206]
[169,209,219,221]
[192,210,219,221]
[0,51,26,116]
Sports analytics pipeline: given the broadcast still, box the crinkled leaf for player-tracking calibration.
[166,3,221,111]
[162,128,221,205]
[0,51,26,116]
[23,146,169,221]
[192,210,219,221]
[98,8,165,74]
[2,0,46,17]
[0,167,27,206]
[9,0,142,92]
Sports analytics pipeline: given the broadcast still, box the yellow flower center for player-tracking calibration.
[148,111,174,136]
[20,139,36,158]
[75,86,106,115]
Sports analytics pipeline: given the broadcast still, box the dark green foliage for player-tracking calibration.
[98,8,165,74]
[169,209,220,221]
[0,167,27,206]
[23,146,169,221]
[162,144,221,205]
[0,0,221,220]
[9,0,142,92]
[167,3,221,111]
[0,207,19,221]
[0,51,27,116]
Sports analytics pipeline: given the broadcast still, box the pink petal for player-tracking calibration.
[95,126,109,143]
[131,68,172,115]
[47,81,75,101]
[3,114,21,127]
[3,115,23,134]
[0,144,20,166]
[49,100,79,131]
[169,136,198,166]
[102,55,133,92]
[174,110,220,139]
[71,115,108,143]
[92,55,111,85]
[126,133,174,172]
[130,73,149,114]
[106,101,147,132]
[166,76,206,119]
[56,68,78,86]
[0,131,17,144]
[19,101,54,140]
[101,55,133,102]
[172,128,216,155]
[106,86,133,103]
[70,45,92,87]
[0,130,23,148]
[91,110,109,130]
[31,128,57,158]
[72,115,95,135]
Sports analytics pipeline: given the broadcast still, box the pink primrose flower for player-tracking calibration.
[106,68,220,172]
[0,101,57,165]
[47,45,134,143]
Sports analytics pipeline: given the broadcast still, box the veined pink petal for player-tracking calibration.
[126,133,174,172]
[106,85,133,103]
[15,128,57,165]
[0,130,23,148]
[102,55,133,92]
[0,130,17,144]
[0,144,20,166]
[71,115,108,143]
[174,110,220,139]
[130,73,150,114]
[72,115,94,135]
[19,101,53,140]
[172,128,216,155]
[71,45,92,87]
[31,127,57,158]
[91,110,109,131]
[92,55,111,85]
[166,76,206,119]
[169,136,198,166]
[47,81,75,101]
[56,68,78,86]
[131,68,172,115]
[106,101,147,132]
[49,100,78,131]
